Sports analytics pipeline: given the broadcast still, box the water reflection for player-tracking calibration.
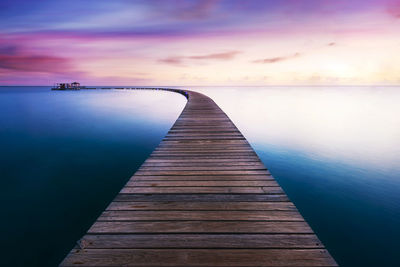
[189,86,400,170]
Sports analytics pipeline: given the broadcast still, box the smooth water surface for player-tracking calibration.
[0,87,186,266]
[1,86,399,266]
[181,86,400,267]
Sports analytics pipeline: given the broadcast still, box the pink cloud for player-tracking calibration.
[0,54,71,73]
[160,50,241,65]
[159,56,184,65]
[387,0,400,18]
[188,51,241,60]
[0,42,71,73]
[253,52,301,64]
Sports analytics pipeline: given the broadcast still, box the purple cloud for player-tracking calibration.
[165,0,219,20]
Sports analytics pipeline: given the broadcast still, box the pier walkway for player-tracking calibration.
[61,89,336,266]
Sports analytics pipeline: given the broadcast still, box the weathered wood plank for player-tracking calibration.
[97,210,304,221]
[120,186,283,194]
[114,193,290,202]
[88,221,313,234]
[78,234,323,249]
[130,175,274,181]
[60,249,337,266]
[146,156,263,160]
[144,158,261,163]
[153,148,256,152]
[151,148,254,152]
[138,166,267,171]
[106,201,296,211]
[160,140,250,144]
[152,149,255,153]
[165,133,244,136]
[126,181,279,187]
[134,170,270,175]
[141,161,266,167]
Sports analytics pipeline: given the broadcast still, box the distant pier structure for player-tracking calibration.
[52,82,85,90]
[59,88,337,266]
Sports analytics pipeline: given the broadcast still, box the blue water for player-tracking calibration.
[1,86,400,266]
[0,87,186,266]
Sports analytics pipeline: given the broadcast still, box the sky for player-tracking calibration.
[0,0,399,86]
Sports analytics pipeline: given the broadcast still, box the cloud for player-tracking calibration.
[387,0,400,18]
[327,42,336,46]
[0,45,18,55]
[173,0,219,20]
[0,53,71,73]
[150,0,219,20]
[159,56,184,65]
[188,51,241,60]
[160,50,241,65]
[252,52,301,64]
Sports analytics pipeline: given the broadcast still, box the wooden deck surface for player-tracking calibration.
[60,89,337,266]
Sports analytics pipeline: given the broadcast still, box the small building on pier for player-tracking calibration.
[52,82,83,90]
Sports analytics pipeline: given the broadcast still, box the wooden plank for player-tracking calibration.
[130,175,274,181]
[150,153,258,157]
[156,148,254,151]
[144,158,261,163]
[119,186,283,194]
[146,156,262,160]
[165,132,244,136]
[138,166,267,171]
[97,210,304,221]
[60,249,337,266]
[162,137,246,140]
[114,193,290,202]
[126,181,279,187]
[88,221,313,234]
[78,234,323,249]
[157,143,251,146]
[160,140,249,144]
[106,201,296,211]
[155,147,253,151]
[134,170,270,175]
[150,150,257,154]
[167,130,241,133]
[141,162,266,167]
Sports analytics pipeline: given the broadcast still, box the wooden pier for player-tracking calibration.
[60,89,337,266]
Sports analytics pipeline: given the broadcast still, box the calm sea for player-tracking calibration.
[1,86,399,266]
[0,87,186,266]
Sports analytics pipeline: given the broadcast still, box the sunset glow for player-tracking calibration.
[1,0,400,85]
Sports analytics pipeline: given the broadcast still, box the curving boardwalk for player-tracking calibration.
[60,89,337,266]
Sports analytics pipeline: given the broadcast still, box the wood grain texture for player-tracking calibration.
[78,234,323,249]
[60,88,336,266]
[114,193,290,202]
[88,221,314,234]
[60,249,336,266]
[126,180,279,187]
[105,201,297,211]
[97,210,304,221]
